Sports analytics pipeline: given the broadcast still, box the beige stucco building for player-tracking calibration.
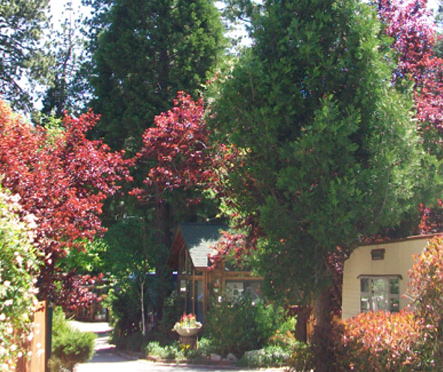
[342,234,439,320]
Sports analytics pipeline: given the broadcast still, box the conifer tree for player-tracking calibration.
[84,0,226,153]
[0,0,53,111]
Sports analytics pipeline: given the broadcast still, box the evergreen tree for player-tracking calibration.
[0,0,53,111]
[41,2,90,118]
[84,0,226,153]
[210,1,440,370]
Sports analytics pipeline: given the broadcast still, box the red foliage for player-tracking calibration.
[57,273,104,313]
[377,0,443,233]
[208,230,249,269]
[406,236,443,366]
[0,101,130,301]
[408,236,443,328]
[132,92,214,203]
[338,310,423,371]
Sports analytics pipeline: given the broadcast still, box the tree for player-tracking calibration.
[131,92,222,329]
[0,0,53,111]
[41,2,90,118]
[83,0,226,153]
[376,0,443,233]
[81,0,226,329]
[0,101,130,302]
[210,1,439,370]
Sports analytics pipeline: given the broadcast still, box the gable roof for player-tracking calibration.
[175,223,228,269]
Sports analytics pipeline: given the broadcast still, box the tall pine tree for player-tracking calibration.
[84,0,226,153]
[210,1,440,370]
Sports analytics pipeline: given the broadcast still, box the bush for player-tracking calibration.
[50,308,96,372]
[287,341,314,372]
[336,310,423,372]
[408,236,443,369]
[145,341,185,361]
[114,331,145,352]
[239,345,291,368]
[205,296,282,358]
[0,187,40,372]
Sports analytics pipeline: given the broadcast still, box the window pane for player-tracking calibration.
[371,278,388,311]
[195,280,204,323]
[244,281,263,301]
[389,278,400,295]
[361,296,370,312]
[361,278,369,293]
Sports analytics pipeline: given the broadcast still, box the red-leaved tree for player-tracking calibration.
[0,101,130,302]
[132,91,214,202]
[377,0,443,233]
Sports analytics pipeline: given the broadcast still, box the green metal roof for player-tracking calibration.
[179,223,228,268]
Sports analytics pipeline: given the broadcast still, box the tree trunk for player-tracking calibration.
[154,196,171,323]
[141,280,146,337]
[313,287,336,372]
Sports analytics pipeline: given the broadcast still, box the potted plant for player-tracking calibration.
[173,313,202,336]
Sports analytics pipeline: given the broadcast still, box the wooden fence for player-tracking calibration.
[16,301,47,372]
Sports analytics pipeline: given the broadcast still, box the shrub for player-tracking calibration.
[239,345,291,368]
[287,341,314,372]
[50,308,96,372]
[0,187,39,372]
[145,341,184,361]
[336,310,423,372]
[205,296,281,358]
[408,236,443,369]
[114,331,145,352]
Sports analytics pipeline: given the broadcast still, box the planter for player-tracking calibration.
[175,326,201,337]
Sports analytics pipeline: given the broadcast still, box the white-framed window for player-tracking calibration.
[360,276,400,313]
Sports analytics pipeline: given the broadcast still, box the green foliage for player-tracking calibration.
[205,296,282,357]
[0,0,53,111]
[108,281,143,341]
[85,0,226,153]
[287,341,314,372]
[0,186,39,372]
[239,345,292,368]
[114,331,145,353]
[156,292,185,343]
[210,0,440,302]
[51,308,96,372]
[41,3,89,118]
[145,341,185,361]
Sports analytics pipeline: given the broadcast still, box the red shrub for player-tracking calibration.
[337,311,423,371]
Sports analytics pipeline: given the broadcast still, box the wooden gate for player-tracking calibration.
[16,301,47,372]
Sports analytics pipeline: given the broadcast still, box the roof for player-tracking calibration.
[178,223,228,268]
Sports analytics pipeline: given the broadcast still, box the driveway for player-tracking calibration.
[72,321,284,372]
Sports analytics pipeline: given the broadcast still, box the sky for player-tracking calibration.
[48,0,441,25]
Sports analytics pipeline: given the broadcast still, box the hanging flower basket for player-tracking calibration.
[173,313,202,336]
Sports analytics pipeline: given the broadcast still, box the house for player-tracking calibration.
[168,223,263,323]
[341,234,439,320]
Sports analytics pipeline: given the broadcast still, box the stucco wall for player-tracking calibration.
[342,236,433,320]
